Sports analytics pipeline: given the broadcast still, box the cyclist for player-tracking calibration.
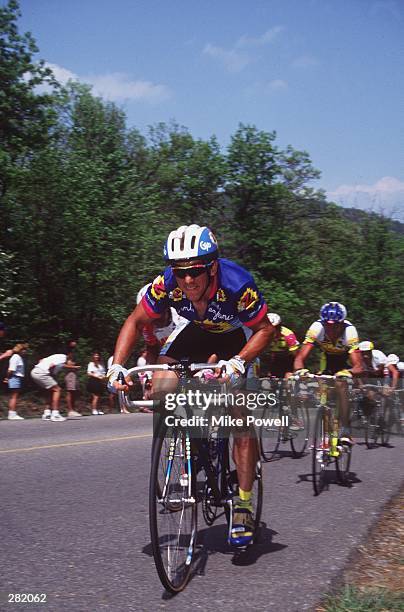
[265,312,300,378]
[358,340,387,377]
[384,353,400,393]
[264,312,302,430]
[108,224,273,546]
[293,302,363,444]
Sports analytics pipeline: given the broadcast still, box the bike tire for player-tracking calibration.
[149,423,197,593]
[380,397,391,446]
[290,399,310,458]
[336,442,352,485]
[365,408,378,448]
[312,406,327,496]
[259,403,281,461]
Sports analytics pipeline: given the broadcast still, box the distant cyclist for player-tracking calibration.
[265,312,300,378]
[293,302,363,444]
[108,224,274,546]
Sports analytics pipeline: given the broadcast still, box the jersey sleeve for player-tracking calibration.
[303,321,322,345]
[345,325,360,353]
[142,272,171,319]
[282,327,300,352]
[235,282,267,328]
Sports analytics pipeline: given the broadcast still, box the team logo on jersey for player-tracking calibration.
[216,288,226,302]
[195,319,233,333]
[237,288,259,312]
[171,287,183,301]
[151,275,167,301]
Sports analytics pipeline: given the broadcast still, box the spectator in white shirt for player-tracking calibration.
[6,343,28,420]
[87,352,106,415]
[31,352,80,421]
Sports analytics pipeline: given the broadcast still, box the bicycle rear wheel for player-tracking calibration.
[149,423,197,593]
[312,406,328,496]
[290,398,310,457]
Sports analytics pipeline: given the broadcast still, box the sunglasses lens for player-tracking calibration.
[173,266,207,279]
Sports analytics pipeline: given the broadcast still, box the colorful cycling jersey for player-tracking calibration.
[303,320,359,354]
[142,258,267,334]
[267,326,300,353]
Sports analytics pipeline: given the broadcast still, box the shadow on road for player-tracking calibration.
[296,470,362,491]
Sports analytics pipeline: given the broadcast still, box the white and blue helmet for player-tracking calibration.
[320,302,347,323]
[164,224,218,263]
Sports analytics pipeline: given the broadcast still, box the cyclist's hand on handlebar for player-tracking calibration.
[107,364,130,393]
[294,368,310,378]
[216,355,245,384]
[335,369,352,378]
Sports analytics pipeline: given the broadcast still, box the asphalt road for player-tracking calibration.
[0,414,403,612]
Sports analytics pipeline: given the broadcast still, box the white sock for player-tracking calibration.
[51,410,60,415]
[44,409,51,416]
[8,410,16,416]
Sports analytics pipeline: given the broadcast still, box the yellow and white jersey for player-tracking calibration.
[303,320,359,355]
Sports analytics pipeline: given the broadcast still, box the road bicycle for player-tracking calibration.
[298,374,352,496]
[118,361,263,593]
[357,383,394,448]
[259,377,310,462]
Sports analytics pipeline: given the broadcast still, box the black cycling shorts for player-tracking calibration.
[162,322,248,363]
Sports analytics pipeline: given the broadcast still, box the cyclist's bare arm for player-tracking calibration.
[112,303,158,367]
[293,343,313,370]
[237,316,274,363]
[349,350,364,375]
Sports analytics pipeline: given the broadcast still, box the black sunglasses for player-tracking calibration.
[172,263,212,279]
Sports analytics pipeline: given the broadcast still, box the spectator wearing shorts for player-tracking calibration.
[6,343,29,420]
[64,357,82,418]
[31,353,80,421]
[87,352,106,415]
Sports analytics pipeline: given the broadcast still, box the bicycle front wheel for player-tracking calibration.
[380,397,391,446]
[259,404,281,461]
[312,406,327,496]
[149,424,197,593]
[336,442,351,485]
[290,399,310,457]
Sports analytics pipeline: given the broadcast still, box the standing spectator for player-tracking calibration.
[87,352,106,415]
[31,352,80,421]
[64,340,82,417]
[6,343,29,420]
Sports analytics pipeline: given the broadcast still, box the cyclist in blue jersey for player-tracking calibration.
[108,224,274,546]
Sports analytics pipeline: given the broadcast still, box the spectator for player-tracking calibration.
[63,341,82,418]
[87,352,106,415]
[31,352,80,421]
[5,343,29,420]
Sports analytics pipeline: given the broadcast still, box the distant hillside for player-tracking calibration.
[339,206,404,235]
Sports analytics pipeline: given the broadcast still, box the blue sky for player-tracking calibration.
[17,0,404,220]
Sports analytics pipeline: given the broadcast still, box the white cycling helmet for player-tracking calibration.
[386,353,400,366]
[267,312,281,326]
[164,224,218,263]
[358,341,375,352]
[137,283,151,305]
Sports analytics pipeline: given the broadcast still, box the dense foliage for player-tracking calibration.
[1,1,403,360]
